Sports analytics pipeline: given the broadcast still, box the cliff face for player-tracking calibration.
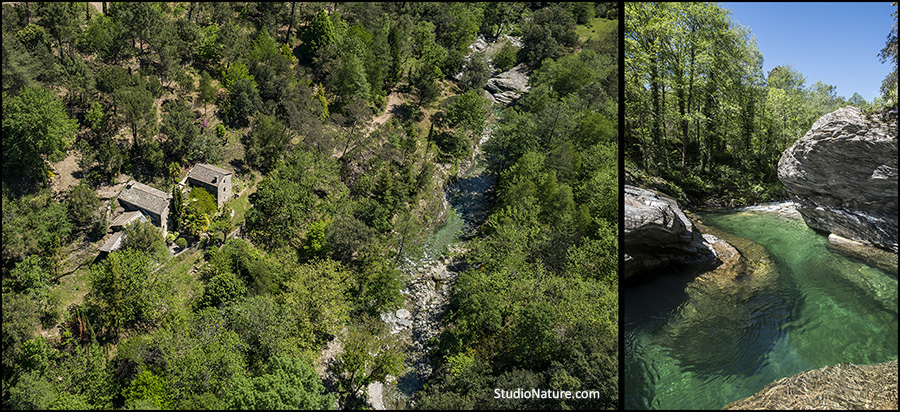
[777,106,898,253]
[723,360,899,410]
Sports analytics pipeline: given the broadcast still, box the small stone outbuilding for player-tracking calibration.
[185,163,232,209]
[117,181,171,234]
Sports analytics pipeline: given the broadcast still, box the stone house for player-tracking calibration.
[185,163,233,209]
[116,181,172,235]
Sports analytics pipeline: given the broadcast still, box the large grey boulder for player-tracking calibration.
[484,63,530,105]
[624,185,720,278]
[777,106,898,252]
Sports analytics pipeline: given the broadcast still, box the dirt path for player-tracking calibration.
[369,91,404,132]
[50,152,81,197]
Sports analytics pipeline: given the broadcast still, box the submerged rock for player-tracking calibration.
[826,233,898,275]
[624,185,721,278]
[658,218,783,371]
[724,360,899,410]
[778,106,898,253]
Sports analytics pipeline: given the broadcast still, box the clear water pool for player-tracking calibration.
[624,208,898,409]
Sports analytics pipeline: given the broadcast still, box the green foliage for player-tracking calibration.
[2,190,72,272]
[123,370,172,410]
[197,70,216,110]
[162,99,200,163]
[197,23,223,69]
[222,77,262,127]
[878,3,898,105]
[189,186,217,216]
[2,293,40,379]
[220,61,256,92]
[624,2,848,204]
[85,248,176,337]
[121,220,168,261]
[223,355,334,409]
[115,308,247,404]
[333,320,403,408]
[246,149,347,250]
[199,271,246,309]
[520,5,579,68]
[7,255,52,298]
[176,238,187,249]
[113,85,156,144]
[3,86,77,180]
[301,9,337,59]
[492,42,518,72]
[214,123,227,141]
[458,54,490,92]
[243,113,290,173]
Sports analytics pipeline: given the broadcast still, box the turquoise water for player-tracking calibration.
[624,208,898,409]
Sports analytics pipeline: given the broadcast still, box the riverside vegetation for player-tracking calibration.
[625,2,898,207]
[1,2,619,410]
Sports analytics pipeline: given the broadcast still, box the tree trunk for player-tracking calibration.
[285,2,297,45]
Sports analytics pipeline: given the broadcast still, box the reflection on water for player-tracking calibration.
[625,208,899,410]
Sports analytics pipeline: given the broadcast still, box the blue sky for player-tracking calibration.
[721,2,896,102]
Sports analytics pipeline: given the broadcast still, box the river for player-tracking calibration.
[624,204,899,409]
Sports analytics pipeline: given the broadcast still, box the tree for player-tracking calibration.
[222,355,334,409]
[120,220,168,262]
[113,85,156,146]
[67,182,102,233]
[162,99,199,163]
[878,2,898,105]
[196,23,223,70]
[2,293,40,381]
[492,42,518,72]
[122,370,172,410]
[458,54,490,92]
[222,77,262,127]
[243,113,291,173]
[3,86,77,181]
[85,248,175,338]
[279,259,353,348]
[300,9,336,60]
[520,5,578,68]
[198,271,246,309]
[197,70,216,115]
[332,321,403,408]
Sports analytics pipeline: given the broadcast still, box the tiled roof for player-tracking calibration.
[109,211,148,229]
[187,163,231,186]
[99,231,125,253]
[118,181,170,216]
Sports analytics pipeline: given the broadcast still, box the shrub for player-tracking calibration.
[176,238,187,249]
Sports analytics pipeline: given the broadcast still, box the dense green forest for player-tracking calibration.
[2,2,618,410]
[625,2,898,206]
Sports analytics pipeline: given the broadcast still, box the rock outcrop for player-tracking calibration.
[624,185,723,278]
[484,63,530,106]
[778,106,898,253]
[723,360,899,410]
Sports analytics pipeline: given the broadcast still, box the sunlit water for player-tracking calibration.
[624,207,898,409]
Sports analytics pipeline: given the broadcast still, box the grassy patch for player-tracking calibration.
[230,181,256,226]
[576,17,615,43]
[157,248,204,311]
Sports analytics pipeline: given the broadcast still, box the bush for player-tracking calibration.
[176,238,187,249]
[492,42,518,73]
